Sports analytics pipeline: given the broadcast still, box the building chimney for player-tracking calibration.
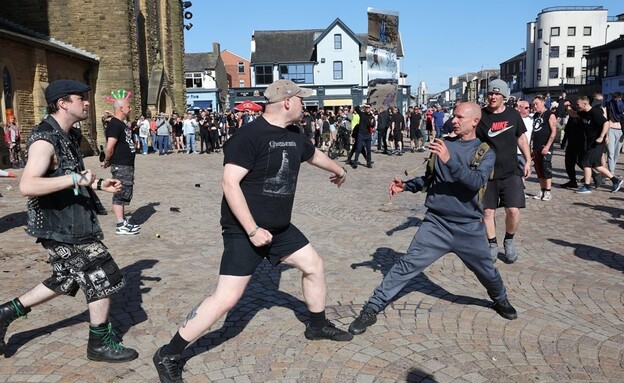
[213,42,220,54]
[251,34,256,53]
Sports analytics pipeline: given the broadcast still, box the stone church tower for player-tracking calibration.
[0,0,186,149]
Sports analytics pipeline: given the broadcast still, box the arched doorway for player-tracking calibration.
[158,87,171,115]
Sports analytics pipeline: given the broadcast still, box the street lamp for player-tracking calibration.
[542,34,552,95]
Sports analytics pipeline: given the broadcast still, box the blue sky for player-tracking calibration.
[183,1,623,93]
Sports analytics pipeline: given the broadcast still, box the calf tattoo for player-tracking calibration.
[182,302,201,328]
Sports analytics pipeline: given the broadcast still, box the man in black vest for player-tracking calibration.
[0,80,138,362]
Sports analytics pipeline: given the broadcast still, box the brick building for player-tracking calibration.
[0,0,186,158]
[221,50,251,89]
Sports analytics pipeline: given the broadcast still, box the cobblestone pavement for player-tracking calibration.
[0,144,623,383]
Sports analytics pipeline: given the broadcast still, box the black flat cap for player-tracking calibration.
[45,80,91,104]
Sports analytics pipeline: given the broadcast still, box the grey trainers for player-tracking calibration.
[489,243,499,263]
[503,239,518,263]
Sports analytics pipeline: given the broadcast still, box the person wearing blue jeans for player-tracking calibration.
[155,114,170,155]
[182,113,197,154]
[349,102,518,336]
[432,104,445,138]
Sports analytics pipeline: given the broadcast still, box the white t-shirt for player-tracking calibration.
[518,115,533,155]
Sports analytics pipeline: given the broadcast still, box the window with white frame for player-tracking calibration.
[333,61,343,80]
[334,34,342,49]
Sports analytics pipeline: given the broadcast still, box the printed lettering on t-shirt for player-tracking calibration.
[488,121,514,138]
[490,121,509,131]
[263,141,298,197]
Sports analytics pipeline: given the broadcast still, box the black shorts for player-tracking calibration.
[110,164,134,206]
[41,240,125,303]
[219,224,310,276]
[410,127,423,139]
[393,132,403,144]
[533,150,553,179]
[580,142,606,168]
[482,175,526,209]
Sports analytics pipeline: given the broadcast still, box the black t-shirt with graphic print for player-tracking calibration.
[477,106,526,179]
[578,106,607,145]
[106,117,136,166]
[220,117,316,230]
[531,110,553,152]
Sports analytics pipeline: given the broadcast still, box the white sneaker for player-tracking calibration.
[541,191,552,201]
[116,220,140,235]
[532,191,544,200]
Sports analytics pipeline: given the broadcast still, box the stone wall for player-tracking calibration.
[0,0,186,150]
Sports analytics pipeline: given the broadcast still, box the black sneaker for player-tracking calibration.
[492,298,518,320]
[560,181,578,189]
[304,320,353,341]
[153,346,185,383]
[348,307,377,335]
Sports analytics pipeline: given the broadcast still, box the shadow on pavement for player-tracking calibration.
[350,247,491,313]
[0,211,27,234]
[406,367,438,382]
[573,202,624,219]
[129,202,160,225]
[183,261,307,360]
[3,259,159,358]
[548,238,624,273]
[111,259,160,335]
[386,216,421,236]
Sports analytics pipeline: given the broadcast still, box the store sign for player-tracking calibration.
[236,90,263,97]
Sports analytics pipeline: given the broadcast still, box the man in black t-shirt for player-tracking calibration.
[101,96,140,235]
[407,106,424,152]
[476,80,531,264]
[153,79,353,383]
[574,95,623,194]
[530,95,557,201]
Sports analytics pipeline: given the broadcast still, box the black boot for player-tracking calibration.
[87,323,138,363]
[0,298,30,355]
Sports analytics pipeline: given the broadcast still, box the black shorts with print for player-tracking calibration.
[41,240,125,303]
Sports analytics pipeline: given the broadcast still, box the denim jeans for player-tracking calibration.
[150,131,158,152]
[186,133,196,153]
[157,135,167,154]
[140,137,149,154]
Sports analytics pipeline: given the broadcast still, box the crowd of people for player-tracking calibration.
[101,109,264,157]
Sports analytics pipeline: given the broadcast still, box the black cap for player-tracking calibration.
[45,80,91,104]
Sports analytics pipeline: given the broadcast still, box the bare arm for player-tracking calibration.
[102,136,118,168]
[596,120,610,143]
[306,148,346,188]
[542,113,558,155]
[19,140,96,197]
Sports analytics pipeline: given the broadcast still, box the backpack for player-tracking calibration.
[421,141,492,204]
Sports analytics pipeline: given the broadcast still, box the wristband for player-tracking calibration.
[248,225,260,237]
[96,178,104,190]
[71,172,79,196]
[339,167,347,179]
